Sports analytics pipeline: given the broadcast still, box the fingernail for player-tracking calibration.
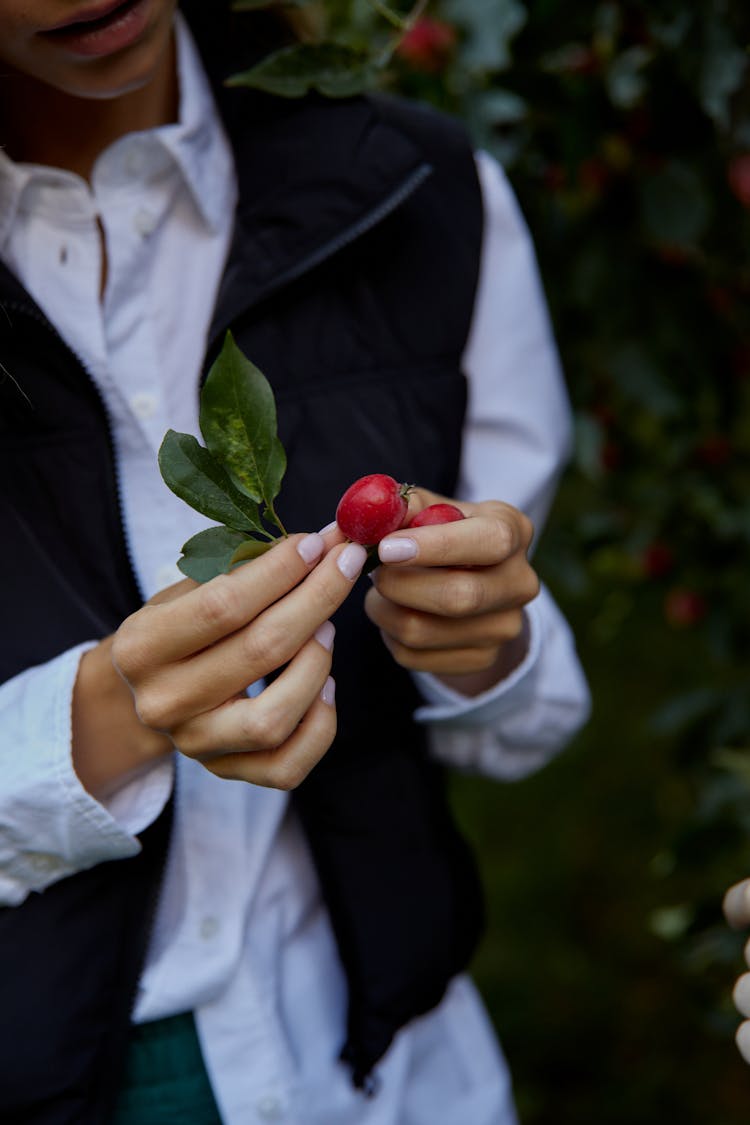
[318,520,338,535]
[337,543,367,580]
[297,532,324,565]
[378,537,417,563]
[321,676,336,706]
[314,621,335,651]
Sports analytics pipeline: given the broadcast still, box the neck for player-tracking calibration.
[0,38,178,181]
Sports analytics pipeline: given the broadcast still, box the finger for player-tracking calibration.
[132,542,365,729]
[734,973,750,1019]
[200,681,337,788]
[114,532,326,673]
[147,577,197,606]
[318,519,348,548]
[365,587,525,651]
[737,1021,750,1065]
[371,555,539,619]
[378,629,503,676]
[377,503,533,569]
[173,624,335,756]
[723,879,750,929]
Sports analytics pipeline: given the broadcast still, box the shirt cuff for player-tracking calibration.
[0,642,173,905]
[411,586,591,780]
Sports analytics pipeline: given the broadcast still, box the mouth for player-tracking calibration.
[44,0,140,34]
[39,0,152,58]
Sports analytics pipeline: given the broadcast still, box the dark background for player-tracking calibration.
[389,1,750,1121]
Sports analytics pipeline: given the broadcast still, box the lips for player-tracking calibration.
[38,0,153,58]
[44,0,138,35]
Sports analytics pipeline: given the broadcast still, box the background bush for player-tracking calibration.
[236,0,749,1115]
[388,2,750,1121]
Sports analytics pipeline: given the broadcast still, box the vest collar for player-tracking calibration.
[205,91,434,350]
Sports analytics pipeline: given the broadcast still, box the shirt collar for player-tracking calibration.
[0,149,32,252]
[156,11,236,235]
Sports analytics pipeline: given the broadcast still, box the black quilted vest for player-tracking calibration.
[0,24,485,1121]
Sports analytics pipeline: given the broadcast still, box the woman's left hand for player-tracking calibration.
[364,487,539,694]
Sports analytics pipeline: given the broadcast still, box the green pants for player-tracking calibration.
[111,1012,223,1125]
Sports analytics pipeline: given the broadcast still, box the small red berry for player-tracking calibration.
[336,474,411,546]
[728,154,750,209]
[408,503,465,528]
[641,541,675,579]
[664,588,707,628]
[396,17,457,73]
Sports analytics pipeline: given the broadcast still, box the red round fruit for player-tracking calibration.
[336,474,410,546]
[408,503,465,528]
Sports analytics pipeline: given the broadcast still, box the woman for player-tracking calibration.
[0,0,590,1120]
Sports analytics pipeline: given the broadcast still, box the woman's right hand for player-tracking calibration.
[73,531,367,796]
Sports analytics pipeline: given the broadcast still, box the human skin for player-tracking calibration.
[77,490,536,798]
[722,879,750,1064]
[367,488,537,694]
[1,1,540,795]
[0,0,179,178]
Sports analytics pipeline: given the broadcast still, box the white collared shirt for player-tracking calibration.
[0,15,589,1124]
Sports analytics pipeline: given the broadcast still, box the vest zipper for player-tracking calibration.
[4,300,175,1045]
[2,299,144,607]
[206,162,434,356]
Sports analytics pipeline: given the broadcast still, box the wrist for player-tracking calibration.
[72,636,173,799]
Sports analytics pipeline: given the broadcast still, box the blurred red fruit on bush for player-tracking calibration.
[397,18,457,72]
[664,588,707,628]
[642,542,675,579]
[728,154,750,208]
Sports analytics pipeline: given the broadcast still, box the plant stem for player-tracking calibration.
[265,500,288,538]
[365,0,409,31]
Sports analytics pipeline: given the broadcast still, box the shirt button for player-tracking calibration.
[200,916,220,940]
[256,1096,284,1121]
[130,391,158,420]
[134,207,157,237]
[155,563,182,591]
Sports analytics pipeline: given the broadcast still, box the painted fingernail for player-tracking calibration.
[297,532,325,565]
[378,537,417,563]
[318,520,338,535]
[314,621,335,651]
[321,676,336,706]
[337,543,367,580]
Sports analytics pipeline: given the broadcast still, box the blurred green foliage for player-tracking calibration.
[238,0,749,1115]
[382,0,750,1120]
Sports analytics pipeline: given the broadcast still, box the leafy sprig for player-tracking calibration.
[158,332,287,582]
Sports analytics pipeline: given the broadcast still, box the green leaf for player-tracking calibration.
[605,46,652,110]
[199,333,287,512]
[700,17,748,131]
[177,526,251,583]
[230,538,274,565]
[441,0,525,72]
[640,162,712,249]
[226,43,380,99]
[158,429,267,534]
